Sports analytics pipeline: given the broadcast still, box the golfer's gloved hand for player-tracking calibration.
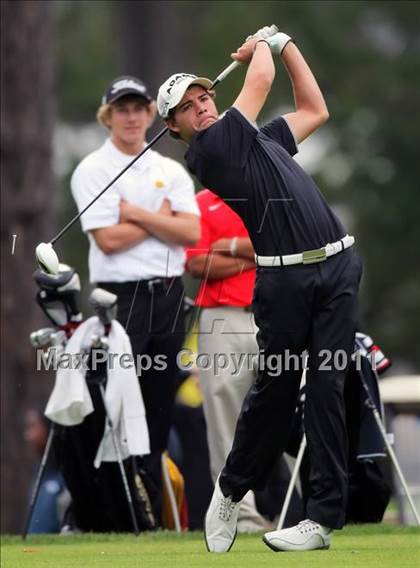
[246,25,278,42]
[261,32,293,55]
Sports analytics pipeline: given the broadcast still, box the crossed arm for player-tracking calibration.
[92,198,200,254]
[231,33,329,143]
[187,237,255,281]
[91,222,149,255]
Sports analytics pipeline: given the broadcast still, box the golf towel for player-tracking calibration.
[45,316,150,467]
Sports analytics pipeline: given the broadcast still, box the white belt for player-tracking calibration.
[255,235,355,267]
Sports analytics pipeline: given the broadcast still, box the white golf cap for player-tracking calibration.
[157,73,213,118]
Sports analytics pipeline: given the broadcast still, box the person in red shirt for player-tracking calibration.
[186,189,268,532]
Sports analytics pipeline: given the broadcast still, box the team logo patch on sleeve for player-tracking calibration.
[155,180,165,188]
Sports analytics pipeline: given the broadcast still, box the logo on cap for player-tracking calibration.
[166,74,196,95]
[111,78,146,95]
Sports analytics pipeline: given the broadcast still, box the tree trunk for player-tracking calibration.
[116,0,201,157]
[1,0,55,533]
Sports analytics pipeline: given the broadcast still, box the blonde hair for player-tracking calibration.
[96,98,157,131]
[96,103,112,130]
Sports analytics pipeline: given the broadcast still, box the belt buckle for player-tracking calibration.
[302,247,327,264]
[148,278,163,293]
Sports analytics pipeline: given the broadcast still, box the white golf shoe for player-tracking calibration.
[263,519,332,552]
[204,478,241,553]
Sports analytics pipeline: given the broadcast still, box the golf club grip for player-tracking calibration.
[213,24,279,87]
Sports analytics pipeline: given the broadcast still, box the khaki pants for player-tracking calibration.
[198,306,267,531]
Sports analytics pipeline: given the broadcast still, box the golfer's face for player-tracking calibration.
[173,86,218,141]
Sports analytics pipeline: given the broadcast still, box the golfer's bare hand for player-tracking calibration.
[211,238,231,255]
[231,37,260,63]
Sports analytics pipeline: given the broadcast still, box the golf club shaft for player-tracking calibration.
[98,383,140,535]
[50,60,241,246]
[277,434,307,530]
[211,61,240,87]
[22,424,55,539]
[51,127,168,245]
[360,378,420,525]
[372,407,420,525]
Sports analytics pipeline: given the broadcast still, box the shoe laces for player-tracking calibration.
[218,495,237,521]
[296,519,320,534]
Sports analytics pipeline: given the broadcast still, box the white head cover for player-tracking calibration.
[157,73,213,118]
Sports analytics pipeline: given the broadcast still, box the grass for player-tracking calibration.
[1,525,419,568]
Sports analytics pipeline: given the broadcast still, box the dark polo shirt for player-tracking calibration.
[185,107,345,256]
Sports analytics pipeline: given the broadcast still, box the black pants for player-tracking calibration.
[55,392,155,532]
[220,248,362,529]
[98,277,186,521]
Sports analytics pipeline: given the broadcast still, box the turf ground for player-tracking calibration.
[1,525,419,568]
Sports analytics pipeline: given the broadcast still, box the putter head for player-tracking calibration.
[89,288,118,327]
[36,242,60,275]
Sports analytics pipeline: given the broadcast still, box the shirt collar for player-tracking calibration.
[104,138,154,171]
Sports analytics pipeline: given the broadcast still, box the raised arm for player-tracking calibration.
[279,41,329,143]
[231,29,329,142]
[231,37,275,123]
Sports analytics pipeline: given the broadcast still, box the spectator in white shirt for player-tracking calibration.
[71,75,200,525]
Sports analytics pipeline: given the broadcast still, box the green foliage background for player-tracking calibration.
[53,1,420,369]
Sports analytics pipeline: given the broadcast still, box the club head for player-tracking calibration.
[89,288,118,327]
[36,242,59,275]
[30,327,56,348]
[90,334,110,350]
[33,263,82,326]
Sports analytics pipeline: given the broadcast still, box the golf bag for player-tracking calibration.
[286,335,392,524]
[31,265,156,533]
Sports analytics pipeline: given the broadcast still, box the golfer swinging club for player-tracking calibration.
[157,27,363,552]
